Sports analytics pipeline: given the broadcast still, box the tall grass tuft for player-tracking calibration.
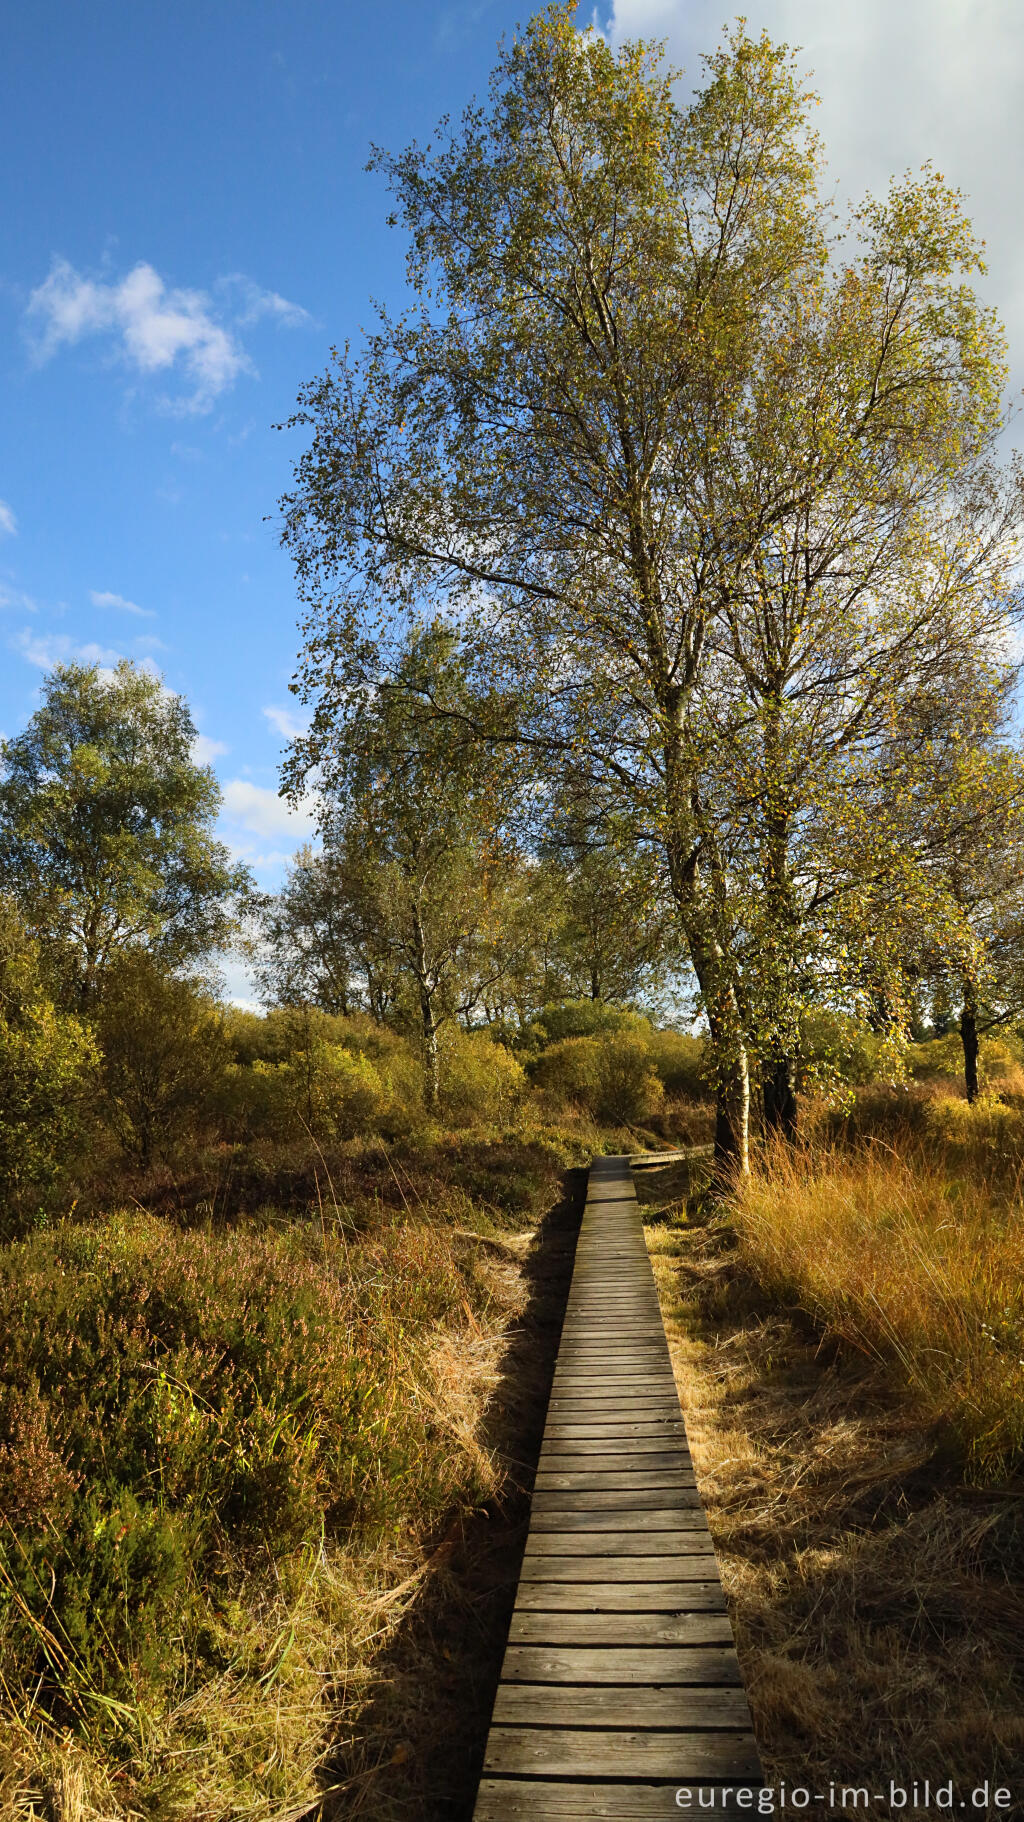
[737,1116,1024,1481]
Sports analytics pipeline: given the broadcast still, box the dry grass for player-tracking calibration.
[737,1114,1024,1482]
[646,1216,1024,1814]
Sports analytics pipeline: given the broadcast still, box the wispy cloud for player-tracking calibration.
[0,500,16,538]
[90,587,156,619]
[193,732,229,765]
[0,585,38,614]
[217,274,312,329]
[262,702,310,741]
[14,629,124,671]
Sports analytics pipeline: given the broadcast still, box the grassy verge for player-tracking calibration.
[0,1128,585,1820]
[639,1116,1024,1813]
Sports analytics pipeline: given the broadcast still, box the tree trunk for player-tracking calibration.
[763,1050,798,1138]
[713,1042,750,1179]
[960,986,980,1105]
[422,1002,440,1113]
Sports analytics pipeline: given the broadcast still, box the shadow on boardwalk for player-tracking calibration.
[319,1167,587,1822]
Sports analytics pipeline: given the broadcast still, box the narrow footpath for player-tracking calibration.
[472,1154,761,1820]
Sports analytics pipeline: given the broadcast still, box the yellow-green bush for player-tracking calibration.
[94,952,228,1164]
[530,1031,663,1125]
[908,1029,1019,1088]
[0,900,97,1229]
[646,1028,705,1097]
[440,1028,526,1127]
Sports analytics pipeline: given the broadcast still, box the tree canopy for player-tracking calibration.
[0,661,249,1004]
[279,7,1024,1168]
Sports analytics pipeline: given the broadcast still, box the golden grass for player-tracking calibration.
[736,1125,1024,1481]
[646,1215,1024,1812]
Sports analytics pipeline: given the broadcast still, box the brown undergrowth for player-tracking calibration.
[641,1158,1024,1819]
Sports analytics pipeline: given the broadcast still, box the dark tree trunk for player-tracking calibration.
[960,988,980,1104]
[763,1051,798,1138]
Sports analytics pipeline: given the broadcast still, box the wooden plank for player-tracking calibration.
[519,1558,718,1584]
[530,1487,704,1511]
[514,1583,728,1613]
[475,1781,759,1820]
[530,1508,710,1533]
[508,1612,736,1647]
[534,1467,696,1489]
[541,1420,688,1439]
[523,1532,715,1558]
[500,1644,743,1685]
[484,1727,762,1780]
[491,1685,754,1729]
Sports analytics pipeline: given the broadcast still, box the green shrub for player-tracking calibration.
[0,899,96,1228]
[536,999,646,1043]
[646,1028,705,1097]
[799,1010,895,1093]
[94,951,228,1164]
[593,1030,665,1124]
[440,1028,526,1126]
[530,1031,663,1126]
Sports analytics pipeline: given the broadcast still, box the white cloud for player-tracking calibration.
[14,629,123,671]
[90,587,155,619]
[0,500,17,538]
[193,732,229,764]
[26,258,251,413]
[262,702,310,740]
[602,1,1024,398]
[221,779,318,841]
[217,274,311,329]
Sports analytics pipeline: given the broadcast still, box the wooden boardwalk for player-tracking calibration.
[473,1154,761,1820]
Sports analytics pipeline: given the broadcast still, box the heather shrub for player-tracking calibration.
[0,1210,486,1737]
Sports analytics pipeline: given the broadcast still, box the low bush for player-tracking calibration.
[530,1030,664,1126]
[0,899,96,1231]
[94,951,228,1164]
[439,1028,526,1126]
[646,1028,705,1097]
[0,1207,497,1791]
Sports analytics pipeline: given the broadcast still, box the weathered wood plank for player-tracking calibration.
[523,1532,715,1557]
[514,1582,728,1613]
[492,1684,754,1729]
[508,1611,736,1647]
[529,1507,710,1533]
[534,1466,696,1489]
[500,1644,743,1685]
[519,1558,718,1584]
[530,1486,704,1512]
[483,1726,762,1780]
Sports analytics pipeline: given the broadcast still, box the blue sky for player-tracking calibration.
[2,1,1022,997]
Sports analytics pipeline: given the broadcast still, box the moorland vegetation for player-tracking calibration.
[3,6,1024,1817]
